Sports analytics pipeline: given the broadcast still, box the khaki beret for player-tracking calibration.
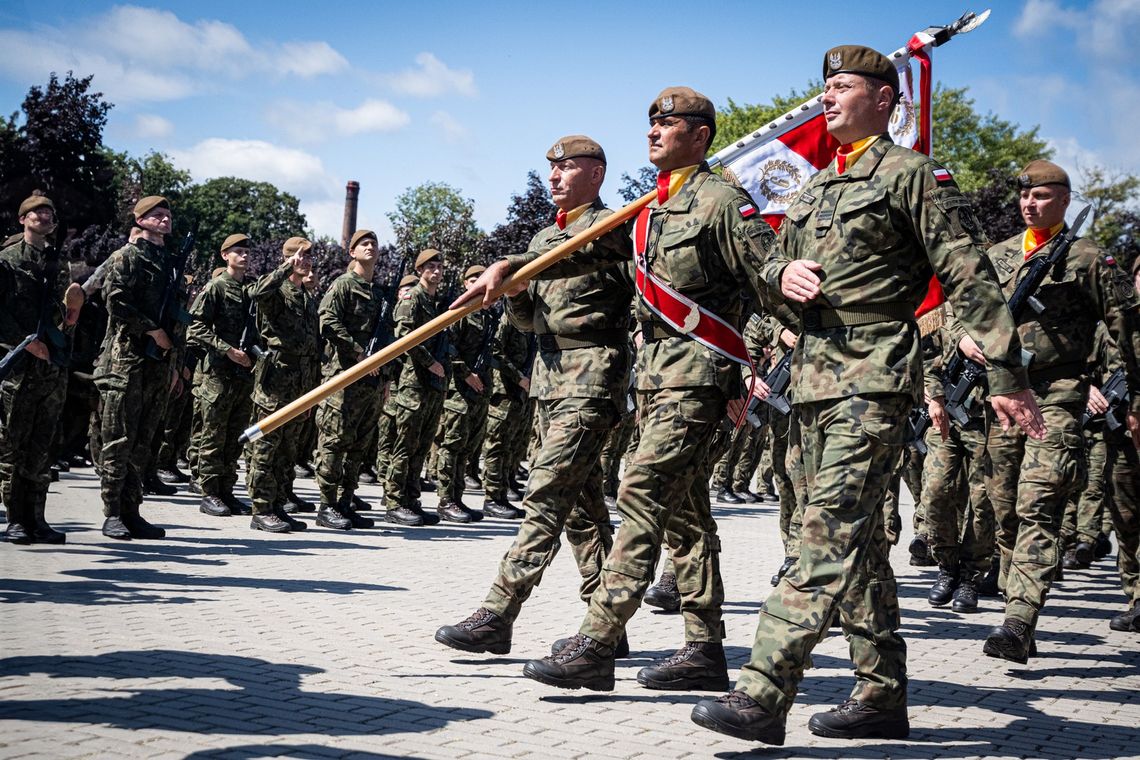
[133,195,170,218]
[18,192,55,217]
[283,236,313,256]
[649,86,715,120]
[399,274,420,289]
[546,135,606,165]
[823,45,900,94]
[349,229,377,251]
[415,248,443,270]
[1016,159,1071,190]
[464,264,486,279]
[220,233,250,252]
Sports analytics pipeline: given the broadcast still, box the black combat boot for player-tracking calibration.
[31,502,66,544]
[771,556,797,586]
[1109,600,1140,632]
[717,487,743,504]
[691,691,787,745]
[928,567,958,607]
[464,474,483,491]
[438,500,472,523]
[908,534,934,566]
[977,553,1001,597]
[1094,532,1113,561]
[199,495,231,517]
[339,497,375,528]
[385,504,425,526]
[419,476,436,493]
[951,577,979,613]
[644,571,681,612]
[157,466,189,483]
[483,499,523,519]
[983,618,1032,664]
[807,699,910,739]
[4,512,32,545]
[636,641,730,691]
[522,634,615,691]
[143,474,177,496]
[407,502,441,525]
[351,493,373,512]
[435,608,512,654]
[738,489,763,503]
[273,506,307,531]
[283,488,316,513]
[358,466,377,484]
[250,512,291,533]
[316,503,351,530]
[221,493,251,515]
[1071,541,1094,569]
[122,514,166,540]
[101,516,131,540]
[552,632,630,659]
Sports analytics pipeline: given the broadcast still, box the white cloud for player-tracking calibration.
[169,138,334,197]
[0,5,348,103]
[430,110,468,143]
[266,98,409,143]
[383,52,476,97]
[133,114,174,139]
[301,199,348,242]
[1015,0,1140,64]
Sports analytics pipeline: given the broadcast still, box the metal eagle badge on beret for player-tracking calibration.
[828,51,842,70]
[661,95,674,113]
[1018,173,1031,188]
[553,142,564,159]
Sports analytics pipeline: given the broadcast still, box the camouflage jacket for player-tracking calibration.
[319,269,384,378]
[491,317,532,398]
[0,238,69,355]
[445,306,495,403]
[251,262,320,361]
[928,303,981,413]
[188,271,251,376]
[762,135,1028,405]
[508,167,776,399]
[986,231,1140,412]
[393,282,443,393]
[97,239,188,376]
[507,200,634,406]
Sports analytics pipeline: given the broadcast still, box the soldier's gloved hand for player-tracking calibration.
[991,389,1047,439]
[1086,385,1109,416]
[780,260,823,302]
[958,335,985,364]
[928,396,950,441]
[226,347,252,368]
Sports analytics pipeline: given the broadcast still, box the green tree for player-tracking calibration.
[480,171,554,260]
[181,177,308,270]
[618,166,656,203]
[387,181,483,282]
[1078,165,1140,265]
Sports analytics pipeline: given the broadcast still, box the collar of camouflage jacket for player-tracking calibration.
[828,133,894,182]
[655,162,712,213]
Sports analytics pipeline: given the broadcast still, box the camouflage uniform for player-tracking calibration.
[481,321,532,503]
[315,270,385,509]
[983,230,1140,634]
[95,239,188,520]
[735,136,1029,715]
[383,282,444,511]
[187,272,254,499]
[0,238,70,536]
[436,308,495,506]
[484,200,631,622]
[245,262,320,515]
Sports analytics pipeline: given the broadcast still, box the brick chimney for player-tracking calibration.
[341,181,360,250]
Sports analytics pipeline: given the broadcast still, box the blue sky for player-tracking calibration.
[1,1,1137,243]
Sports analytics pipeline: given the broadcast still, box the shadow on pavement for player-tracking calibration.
[184,745,426,759]
[0,650,492,737]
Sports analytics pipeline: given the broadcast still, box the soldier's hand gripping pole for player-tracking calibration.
[239,189,655,444]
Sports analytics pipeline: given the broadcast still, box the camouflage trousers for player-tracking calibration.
[900,446,926,537]
[383,388,442,509]
[1106,432,1140,604]
[733,421,766,493]
[772,411,807,557]
[0,361,67,525]
[192,371,253,497]
[922,419,994,579]
[713,422,764,492]
[986,402,1086,631]
[579,387,726,646]
[1062,424,1108,547]
[482,392,526,501]
[155,377,193,472]
[484,396,618,623]
[315,383,383,507]
[247,363,312,516]
[737,393,910,716]
[375,397,397,481]
[600,411,636,496]
[98,361,171,517]
[436,390,489,504]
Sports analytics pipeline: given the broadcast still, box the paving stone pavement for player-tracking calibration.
[2,465,1139,759]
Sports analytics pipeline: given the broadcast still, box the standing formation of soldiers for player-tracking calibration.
[3,39,1140,749]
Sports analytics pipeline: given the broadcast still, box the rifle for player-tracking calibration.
[509,333,538,404]
[361,257,407,388]
[907,406,932,455]
[427,276,460,391]
[459,303,502,401]
[239,298,266,365]
[0,245,69,384]
[943,205,1091,425]
[743,347,794,427]
[145,221,199,361]
[1081,367,1130,431]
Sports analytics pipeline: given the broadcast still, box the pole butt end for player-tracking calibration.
[240,425,264,444]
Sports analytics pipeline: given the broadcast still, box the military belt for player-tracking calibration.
[800,302,915,332]
[537,329,627,352]
[1029,361,1086,385]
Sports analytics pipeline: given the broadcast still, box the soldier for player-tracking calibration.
[375,274,421,483]
[94,196,190,539]
[690,47,1042,744]
[1,192,81,544]
[383,249,447,526]
[313,230,386,531]
[479,318,531,517]
[187,234,256,519]
[243,237,320,532]
[980,160,1140,661]
[433,265,494,522]
[435,135,632,657]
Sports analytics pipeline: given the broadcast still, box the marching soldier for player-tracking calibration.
[383,249,447,526]
[313,230,385,531]
[436,135,632,658]
[188,234,256,519]
[1,192,81,544]
[691,47,1042,744]
[243,237,320,533]
[981,160,1140,659]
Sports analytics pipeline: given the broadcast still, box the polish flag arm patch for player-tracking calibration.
[739,203,757,219]
[932,168,954,185]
